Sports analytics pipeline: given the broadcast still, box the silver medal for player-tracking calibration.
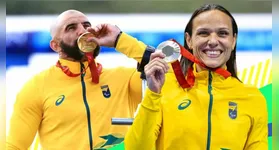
[156,40,180,63]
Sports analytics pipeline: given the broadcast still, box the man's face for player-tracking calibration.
[59,39,83,61]
[56,12,92,61]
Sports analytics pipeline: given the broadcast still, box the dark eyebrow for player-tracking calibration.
[196,27,230,32]
[196,28,209,32]
[65,23,77,31]
[218,27,230,31]
[82,21,91,26]
[65,21,91,31]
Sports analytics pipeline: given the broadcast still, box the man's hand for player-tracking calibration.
[86,24,121,48]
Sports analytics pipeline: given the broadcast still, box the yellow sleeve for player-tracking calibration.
[115,32,147,63]
[124,88,162,150]
[244,93,268,150]
[6,76,43,150]
[128,70,142,116]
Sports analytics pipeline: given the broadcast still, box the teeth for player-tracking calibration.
[205,50,221,55]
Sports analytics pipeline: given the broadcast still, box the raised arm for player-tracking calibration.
[125,51,169,150]
[87,24,155,69]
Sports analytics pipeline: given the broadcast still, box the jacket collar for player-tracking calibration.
[193,63,230,84]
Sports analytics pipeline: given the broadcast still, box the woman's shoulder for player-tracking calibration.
[231,78,266,102]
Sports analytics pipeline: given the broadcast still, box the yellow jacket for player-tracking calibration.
[125,64,268,150]
[6,33,147,150]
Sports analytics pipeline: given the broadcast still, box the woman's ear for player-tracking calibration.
[232,33,237,50]
[185,32,192,49]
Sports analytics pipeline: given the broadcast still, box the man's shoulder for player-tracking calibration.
[25,65,56,85]
[103,66,137,74]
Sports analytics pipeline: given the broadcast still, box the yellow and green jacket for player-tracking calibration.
[125,64,268,150]
[6,33,147,150]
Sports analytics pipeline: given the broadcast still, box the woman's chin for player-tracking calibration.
[204,61,222,69]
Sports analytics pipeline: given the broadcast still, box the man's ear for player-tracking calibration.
[50,39,61,53]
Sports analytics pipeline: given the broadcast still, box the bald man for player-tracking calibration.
[6,10,153,150]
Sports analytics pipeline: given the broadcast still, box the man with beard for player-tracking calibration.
[6,10,153,150]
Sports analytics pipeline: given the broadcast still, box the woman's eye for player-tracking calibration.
[197,31,209,36]
[219,31,229,36]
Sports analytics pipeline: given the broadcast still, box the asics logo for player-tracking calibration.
[55,95,65,106]
[178,99,191,110]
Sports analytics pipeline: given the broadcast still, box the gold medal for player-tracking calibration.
[77,32,97,53]
[157,40,180,63]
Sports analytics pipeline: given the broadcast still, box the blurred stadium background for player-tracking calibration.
[6,1,272,150]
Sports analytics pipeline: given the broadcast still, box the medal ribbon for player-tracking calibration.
[169,39,231,88]
[56,52,102,83]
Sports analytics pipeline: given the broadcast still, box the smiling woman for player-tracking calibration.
[125,4,268,150]
[182,4,239,80]
[186,10,236,69]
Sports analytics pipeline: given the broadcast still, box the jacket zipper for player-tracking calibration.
[206,71,213,150]
[80,62,93,150]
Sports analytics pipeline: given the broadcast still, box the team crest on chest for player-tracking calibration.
[229,101,237,119]
[101,85,111,98]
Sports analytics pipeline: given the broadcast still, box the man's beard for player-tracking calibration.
[60,39,100,61]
